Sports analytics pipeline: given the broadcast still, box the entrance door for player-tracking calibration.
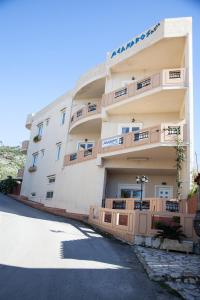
[158,187,171,199]
[118,184,142,198]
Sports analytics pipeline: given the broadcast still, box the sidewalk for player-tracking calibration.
[134,246,200,299]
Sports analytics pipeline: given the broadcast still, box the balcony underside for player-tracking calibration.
[107,167,176,175]
[75,77,106,100]
[105,88,186,115]
[101,144,178,161]
[69,116,102,134]
[111,37,185,72]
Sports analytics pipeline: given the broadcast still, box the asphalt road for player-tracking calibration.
[0,193,178,300]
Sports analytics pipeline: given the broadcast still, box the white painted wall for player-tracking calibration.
[21,17,193,215]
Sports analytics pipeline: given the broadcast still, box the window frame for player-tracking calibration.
[32,152,39,167]
[37,122,43,136]
[118,123,143,135]
[46,191,54,199]
[47,175,56,184]
[56,143,62,160]
[60,108,66,125]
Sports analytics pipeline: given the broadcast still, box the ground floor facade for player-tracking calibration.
[21,150,190,217]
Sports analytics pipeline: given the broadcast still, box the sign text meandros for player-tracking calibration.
[110,23,160,59]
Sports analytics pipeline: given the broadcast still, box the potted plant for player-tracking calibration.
[154,221,192,253]
[28,166,37,172]
[33,135,41,143]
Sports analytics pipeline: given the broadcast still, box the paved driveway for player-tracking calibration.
[0,194,177,300]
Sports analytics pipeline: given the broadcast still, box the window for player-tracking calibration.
[45,118,50,126]
[61,109,66,125]
[77,141,94,151]
[32,152,38,167]
[46,191,54,199]
[118,123,142,135]
[70,153,77,161]
[37,123,43,136]
[56,143,62,160]
[118,184,144,198]
[47,175,56,184]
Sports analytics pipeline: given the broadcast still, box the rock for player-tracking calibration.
[134,235,145,246]
[145,237,152,247]
[152,238,161,249]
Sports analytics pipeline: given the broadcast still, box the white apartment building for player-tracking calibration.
[21,17,194,218]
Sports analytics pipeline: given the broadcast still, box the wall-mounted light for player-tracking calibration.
[127,157,149,161]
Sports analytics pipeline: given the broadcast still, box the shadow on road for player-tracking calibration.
[0,193,178,300]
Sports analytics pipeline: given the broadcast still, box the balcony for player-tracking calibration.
[20,140,29,154]
[64,146,97,166]
[99,123,185,158]
[73,63,106,99]
[64,123,185,166]
[102,68,186,110]
[25,113,34,130]
[70,103,101,132]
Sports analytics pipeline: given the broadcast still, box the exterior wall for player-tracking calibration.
[106,173,176,199]
[53,160,105,214]
[21,92,72,203]
[101,112,180,139]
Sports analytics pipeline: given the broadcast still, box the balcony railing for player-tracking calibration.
[70,103,101,128]
[99,124,184,155]
[102,68,186,107]
[105,198,187,213]
[64,146,97,166]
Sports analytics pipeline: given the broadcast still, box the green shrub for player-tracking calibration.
[154,221,186,242]
[0,176,18,194]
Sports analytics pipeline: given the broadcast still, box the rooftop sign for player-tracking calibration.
[110,22,160,59]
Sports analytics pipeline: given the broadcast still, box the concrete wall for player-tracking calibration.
[21,92,72,203]
[53,159,105,214]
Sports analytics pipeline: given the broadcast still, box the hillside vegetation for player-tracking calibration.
[0,146,26,180]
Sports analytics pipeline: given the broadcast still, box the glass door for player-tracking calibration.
[119,185,142,198]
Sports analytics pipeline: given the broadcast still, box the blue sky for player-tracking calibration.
[0,0,199,164]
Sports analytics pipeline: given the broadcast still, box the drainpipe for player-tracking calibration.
[193,173,200,237]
